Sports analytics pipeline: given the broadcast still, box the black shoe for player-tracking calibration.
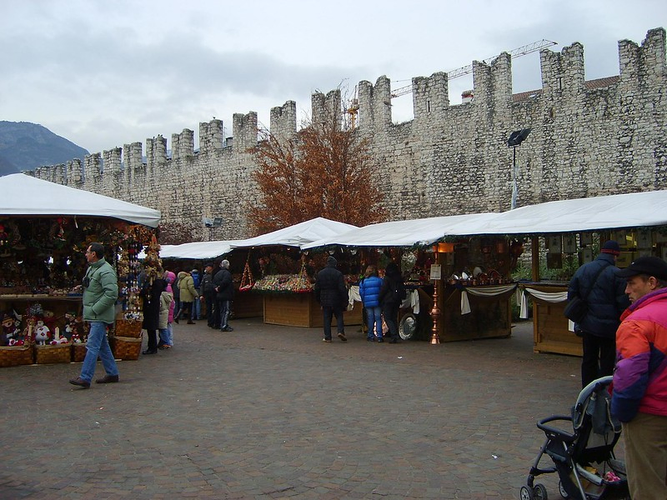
[187,320,195,324]
[69,377,91,389]
[221,326,234,332]
[96,374,119,384]
[142,349,158,355]
[377,338,384,343]
[174,317,179,324]
[337,332,347,342]
[367,337,375,342]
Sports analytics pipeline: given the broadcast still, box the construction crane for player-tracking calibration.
[390,39,557,99]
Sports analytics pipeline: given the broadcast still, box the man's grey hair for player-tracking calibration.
[221,259,230,269]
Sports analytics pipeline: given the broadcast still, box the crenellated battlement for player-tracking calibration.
[29,28,667,242]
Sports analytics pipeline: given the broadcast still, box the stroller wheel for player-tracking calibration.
[533,484,548,500]
[519,486,534,500]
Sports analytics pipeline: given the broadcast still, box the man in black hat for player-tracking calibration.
[611,256,667,500]
[568,240,629,387]
[314,256,348,343]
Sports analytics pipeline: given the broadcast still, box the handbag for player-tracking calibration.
[564,295,587,322]
[564,262,610,323]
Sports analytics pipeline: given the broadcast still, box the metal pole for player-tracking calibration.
[511,146,518,210]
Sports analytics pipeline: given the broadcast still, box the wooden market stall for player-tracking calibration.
[230,218,363,328]
[0,173,160,367]
[302,213,516,342]
[458,191,667,355]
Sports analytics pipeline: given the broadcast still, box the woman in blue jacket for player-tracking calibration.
[359,265,384,342]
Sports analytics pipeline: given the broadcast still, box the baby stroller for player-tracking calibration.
[519,376,629,500]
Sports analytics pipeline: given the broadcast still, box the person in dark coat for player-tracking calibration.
[314,256,348,343]
[379,262,406,344]
[213,259,234,331]
[568,240,630,387]
[140,269,167,355]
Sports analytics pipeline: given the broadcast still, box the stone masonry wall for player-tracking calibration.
[31,28,667,242]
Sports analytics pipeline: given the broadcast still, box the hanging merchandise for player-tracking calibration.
[239,256,255,292]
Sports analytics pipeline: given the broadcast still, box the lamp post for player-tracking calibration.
[507,128,531,210]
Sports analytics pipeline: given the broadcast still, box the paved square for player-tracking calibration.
[0,318,587,499]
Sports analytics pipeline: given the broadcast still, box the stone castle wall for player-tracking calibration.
[31,28,667,242]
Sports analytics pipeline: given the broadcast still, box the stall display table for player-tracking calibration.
[262,292,363,328]
[523,282,582,356]
[439,284,513,342]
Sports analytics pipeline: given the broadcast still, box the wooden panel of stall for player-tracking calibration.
[438,285,512,342]
[232,290,263,318]
[262,293,363,328]
[529,283,583,356]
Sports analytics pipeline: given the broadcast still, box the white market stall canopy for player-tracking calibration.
[230,217,358,249]
[302,190,667,249]
[301,213,499,249]
[458,190,667,236]
[159,241,233,260]
[0,173,161,228]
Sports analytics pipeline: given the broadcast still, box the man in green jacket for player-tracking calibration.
[70,242,120,389]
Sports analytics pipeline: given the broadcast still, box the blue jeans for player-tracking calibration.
[80,321,118,383]
[159,323,173,346]
[192,298,201,320]
[365,306,383,339]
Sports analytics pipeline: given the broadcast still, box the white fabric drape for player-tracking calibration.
[460,284,517,315]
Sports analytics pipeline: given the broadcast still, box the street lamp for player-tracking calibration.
[507,128,531,210]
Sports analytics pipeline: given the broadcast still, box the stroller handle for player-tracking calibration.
[537,415,576,442]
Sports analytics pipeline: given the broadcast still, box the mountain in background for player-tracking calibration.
[0,121,89,177]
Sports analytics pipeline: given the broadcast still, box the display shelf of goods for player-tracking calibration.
[253,274,313,293]
[111,335,142,360]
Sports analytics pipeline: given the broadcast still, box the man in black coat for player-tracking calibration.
[213,259,234,331]
[314,256,348,343]
[568,240,630,387]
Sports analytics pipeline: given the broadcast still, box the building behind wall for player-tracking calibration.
[31,28,667,242]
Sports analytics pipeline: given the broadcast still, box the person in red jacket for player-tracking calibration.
[612,256,667,500]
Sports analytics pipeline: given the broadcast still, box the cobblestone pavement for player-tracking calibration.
[0,317,592,499]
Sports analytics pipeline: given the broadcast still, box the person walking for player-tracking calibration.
[379,262,406,344]
[190,267,202,320]
[611,256,667,500]
[213,259,234,331]
[175,270,198,324]
[140,268,166,355]
[314,256,348,343]
[200,262,216,328]
[567,240,629,387]
[359,265,384,342]
[69,242,120,389]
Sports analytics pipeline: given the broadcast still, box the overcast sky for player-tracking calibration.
[1,0,665,155]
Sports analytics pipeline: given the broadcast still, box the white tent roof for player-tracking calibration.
[230,217,358,249]
[302,190,667,249]
[457,190,667,236]
[159,241,233,260]
[301,213,498,249]
[0,173,161,228]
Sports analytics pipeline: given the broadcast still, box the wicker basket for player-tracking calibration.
[114,319,143,338]
[71,343,87,362]
[0,343,34,368]
[35,343,71,364]
[111,335,142,360]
